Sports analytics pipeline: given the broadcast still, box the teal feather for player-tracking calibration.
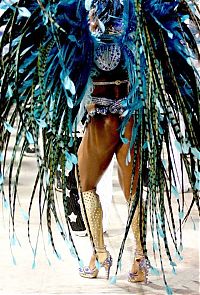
[150,266,160,276]
[166,285,173,295]
[110,276,117,285]
[12,255,17,266]
[0,1,199,293]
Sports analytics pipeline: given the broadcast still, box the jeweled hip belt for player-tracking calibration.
[86,96,125,117]
[92,79,129,100]
[93,80,129,86]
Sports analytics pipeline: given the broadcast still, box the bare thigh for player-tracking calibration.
[78,115,121,192]
[116,117,140,201]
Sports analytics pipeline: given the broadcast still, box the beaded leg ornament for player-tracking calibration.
[79,190,112,279]
[128,202,149,283]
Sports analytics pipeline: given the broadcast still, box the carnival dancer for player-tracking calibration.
[0,0,199,293]
[77,0,144,281]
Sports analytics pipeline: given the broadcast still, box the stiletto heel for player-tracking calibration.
[128,252,149,283]
[79,250,112,279]
[102,252,112,279]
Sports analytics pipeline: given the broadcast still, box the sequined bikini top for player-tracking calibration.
[89,1,124,72]
[93,15,123,72]
[94,41,121,71]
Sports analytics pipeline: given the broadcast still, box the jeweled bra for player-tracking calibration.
[89,1,124,72]
[94,42,121,71]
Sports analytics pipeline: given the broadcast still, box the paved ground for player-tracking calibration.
[0,137,199,295]
[0,6,199,295]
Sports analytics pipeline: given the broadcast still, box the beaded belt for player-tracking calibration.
[87,96,125,117]
[93,80,129,86]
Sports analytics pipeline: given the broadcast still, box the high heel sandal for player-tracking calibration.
[128,252,149,283]
[79,250,112,279]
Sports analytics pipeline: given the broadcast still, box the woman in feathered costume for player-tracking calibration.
[0,0,199,293]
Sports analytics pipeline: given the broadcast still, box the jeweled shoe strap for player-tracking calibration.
[134,250,144,258]
[95,246,107,253]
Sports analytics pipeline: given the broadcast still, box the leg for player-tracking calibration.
[115,118,147,283]
[115,117,139,200]
[128,204,148,283]
[115,117,142,253]
[77,115,120,278]
[97,158,114,233]
[115,117,142,250]
[78,115,120,191]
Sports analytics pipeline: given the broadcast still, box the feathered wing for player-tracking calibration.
[114,0,199,291]
[0,0,199,292]
[0,0,93,259]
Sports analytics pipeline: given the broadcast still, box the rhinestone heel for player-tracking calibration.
[102,252,113,279]
[79,251,112,279]
[128,254,149,283]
